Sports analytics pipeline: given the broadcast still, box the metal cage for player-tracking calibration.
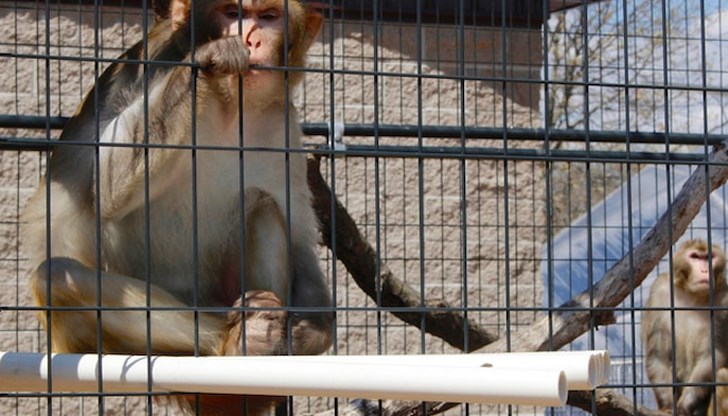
[1,0,727,415]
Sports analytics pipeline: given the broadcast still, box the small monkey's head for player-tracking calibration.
[674,239,727,296]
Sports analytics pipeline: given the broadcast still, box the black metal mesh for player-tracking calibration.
[1,1,727,415]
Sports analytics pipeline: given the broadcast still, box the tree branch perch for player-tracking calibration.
[305,142,728,416]
[307,156,499,352]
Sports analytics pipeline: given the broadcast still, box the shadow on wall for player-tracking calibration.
[305,19,544,117]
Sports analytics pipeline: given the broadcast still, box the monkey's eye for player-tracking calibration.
[222,4,241,19]
[258,9,280,21]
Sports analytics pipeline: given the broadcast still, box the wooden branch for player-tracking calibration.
[567,390,670,416]
[306,390,672,416]
[307,156,499,351]
[380,143,728,416]
[486,142,728,354]
[306,142,728,416]
[302,400,396,416]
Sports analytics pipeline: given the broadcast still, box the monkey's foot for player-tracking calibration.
[221,290,286,356]
[198,292,285,415]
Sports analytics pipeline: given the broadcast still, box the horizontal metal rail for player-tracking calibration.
[0,115,723,163]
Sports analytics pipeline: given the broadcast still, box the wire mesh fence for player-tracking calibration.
[1,0,727,415]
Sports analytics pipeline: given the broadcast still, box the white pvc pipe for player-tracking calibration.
[228,350,610,390]
[483,350,610,387]
[0,352,567,406]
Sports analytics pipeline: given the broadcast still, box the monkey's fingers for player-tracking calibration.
[197,36,250,77]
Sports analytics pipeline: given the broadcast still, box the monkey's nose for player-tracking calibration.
[247,40,262,49]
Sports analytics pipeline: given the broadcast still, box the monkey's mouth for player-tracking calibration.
[693,277,711,288]
[247,63,271,72]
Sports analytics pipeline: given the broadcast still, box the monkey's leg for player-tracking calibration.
[241,186,333,356]
[212,187,291,355]
[33,257,287,416]
[183,189,291,416]
[643,309,678,412]
[31,257,225,355]
[288,242,334,356]
[647,364,676,412]
[214,187,292,356]
[242,187,289,303]
[708,368,728,416]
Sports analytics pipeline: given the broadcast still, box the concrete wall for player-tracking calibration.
[0,3,547,415]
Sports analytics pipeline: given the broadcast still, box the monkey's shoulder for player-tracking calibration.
[646,274,674,301]
[59,33,188,145]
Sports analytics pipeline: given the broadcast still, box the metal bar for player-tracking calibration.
[1,115,725,147]
[0,134,715,164]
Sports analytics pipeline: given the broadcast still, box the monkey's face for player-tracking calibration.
[223,3,284,62]
[213,1,296,95]
[683,246,722,295]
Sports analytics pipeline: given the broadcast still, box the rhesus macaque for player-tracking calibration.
[22,0,332,414]
[642,239,728,416]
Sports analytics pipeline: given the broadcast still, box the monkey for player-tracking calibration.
[21,0,332,414]
[642,239,728,416]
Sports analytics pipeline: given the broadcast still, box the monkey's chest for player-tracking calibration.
[103,151,245,304]
[673,309,713,379]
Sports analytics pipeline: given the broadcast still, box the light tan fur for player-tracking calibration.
[23,1,332,415]
[642,239,728,416]
[708,368,728,416]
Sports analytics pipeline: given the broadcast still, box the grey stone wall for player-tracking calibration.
[0,3,547,415]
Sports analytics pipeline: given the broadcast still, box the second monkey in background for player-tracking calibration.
[642,239,728,416]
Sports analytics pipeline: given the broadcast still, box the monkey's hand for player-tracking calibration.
[196,36,251,77]
[221,290,286,356]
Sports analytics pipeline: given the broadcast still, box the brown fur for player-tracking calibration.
[642,239,728,416]
[708,368,728,416]
[23,1,332,415]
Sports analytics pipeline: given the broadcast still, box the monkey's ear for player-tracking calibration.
[300,10,323,52]
[169,0,191,31]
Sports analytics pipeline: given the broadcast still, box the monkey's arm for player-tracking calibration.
[643,308,676,411]
[96,77,190,219]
